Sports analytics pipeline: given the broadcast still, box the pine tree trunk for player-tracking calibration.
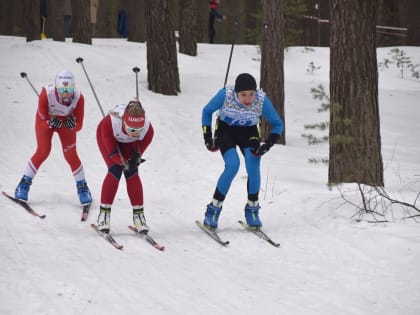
[0,0,24,35]
[23,0,41,42]
[145,0,180,95]
[127,0,146,42]
[399,0,420,45]
[260,0,285,144]
[179,0,198,56]
[95,0,119,38]
[329,0,384,186]
[47,0,65,41]
[71,0,91,44]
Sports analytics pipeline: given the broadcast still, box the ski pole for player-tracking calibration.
[223,42,235,88]
[76,57,105,117]
[223,18,241,88]
[20,72,39,97]
[132,67,140,100]
[131,67,146,165]
[76,57,127,168]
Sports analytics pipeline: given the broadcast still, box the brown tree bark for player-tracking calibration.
[179,0,198,56]
[0,0,24,35]
[71,0,91,44]
[145,0,180,95]
[329,0,384,186]
[23,0,41,42]
[399,0,420,45]
[127,0,146,42]
[260,0,285,144]
[47,0,65,41]
[95,0,119,38]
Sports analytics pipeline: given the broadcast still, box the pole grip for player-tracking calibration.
[133,67,140,101]
[20,72,39,97]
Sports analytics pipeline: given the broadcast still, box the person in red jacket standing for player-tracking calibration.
[208,0,226,43]
[96,100,154,233]
[14,70,92,205]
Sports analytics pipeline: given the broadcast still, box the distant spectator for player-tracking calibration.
[40,0,47,24]
[91,0,98,37]
[40,0,47,39]
[64,0,72,37]
[208,0,226,43]
[118,9,128,38]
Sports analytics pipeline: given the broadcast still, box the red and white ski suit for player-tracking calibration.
[96,104,154,207]
[24,85,86,180]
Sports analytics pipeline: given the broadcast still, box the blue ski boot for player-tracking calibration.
[15,175,32,201]
[76,180,92,205]
[244,201,262,229]
[203,203,222,230]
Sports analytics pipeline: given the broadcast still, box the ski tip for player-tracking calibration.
[2,191,12,199]
[154,245,165,251]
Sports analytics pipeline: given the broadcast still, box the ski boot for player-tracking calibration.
[133,207,149,233]
[203,202,222,230]
[97,206,111,233]
[76,179,92,205]
[15,175,32,201]
[244,201,262,229]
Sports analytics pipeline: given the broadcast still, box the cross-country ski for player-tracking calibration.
[2,191,46,219]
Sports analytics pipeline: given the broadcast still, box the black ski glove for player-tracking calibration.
[126,151,140,172]
[251,133,280,157]
[49,117,62,128]
[203,125,219,152]
[64,116,76,129]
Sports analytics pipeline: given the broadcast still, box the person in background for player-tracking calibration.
[201,73,284,230]
[90,0,98,37]
[208,0,226,43]
[64,0,72,37]
[15,70,92,206]
[96,100,154,233]
[40,0,47,39]
[118,8,128,38]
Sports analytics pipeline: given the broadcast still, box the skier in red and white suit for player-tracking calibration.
[96,100,154,233]
[14,70,92,205]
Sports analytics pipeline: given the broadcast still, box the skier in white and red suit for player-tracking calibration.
[95,100,154,233]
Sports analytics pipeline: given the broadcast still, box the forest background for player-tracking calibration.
[0,0,419,47]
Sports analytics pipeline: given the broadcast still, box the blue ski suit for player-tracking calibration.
[202,86,284,202]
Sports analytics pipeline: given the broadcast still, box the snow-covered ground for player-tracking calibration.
[0,36,419,315]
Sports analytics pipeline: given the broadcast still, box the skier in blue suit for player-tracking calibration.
[201,73,284,230]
